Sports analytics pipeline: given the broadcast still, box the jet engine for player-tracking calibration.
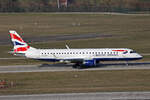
[83,59,96,67]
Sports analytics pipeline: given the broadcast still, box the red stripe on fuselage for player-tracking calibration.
[112,50,127,52]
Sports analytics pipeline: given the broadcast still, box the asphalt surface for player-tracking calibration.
[0,62,150,73]
[1,92,150,100]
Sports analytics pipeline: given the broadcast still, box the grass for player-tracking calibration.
[0,70,150,95]
[0,13,150,65]
[0,13,150,36]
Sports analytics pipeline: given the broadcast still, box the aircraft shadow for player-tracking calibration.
[96,62,150,68]
[38,63,72,68]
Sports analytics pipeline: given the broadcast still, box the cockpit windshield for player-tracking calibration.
[130,50,136,53]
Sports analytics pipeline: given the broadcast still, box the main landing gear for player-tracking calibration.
[72,63,83,69]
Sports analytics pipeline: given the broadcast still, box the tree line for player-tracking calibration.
[0,0,149,12]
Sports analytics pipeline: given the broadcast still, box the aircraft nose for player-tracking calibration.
[136,53,143,59]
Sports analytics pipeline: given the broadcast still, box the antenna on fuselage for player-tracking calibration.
[65,44,70,50]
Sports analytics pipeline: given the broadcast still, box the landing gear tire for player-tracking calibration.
[72,63,83,69]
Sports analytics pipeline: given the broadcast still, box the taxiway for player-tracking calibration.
[1,92,150,100]
[0,62,150,73]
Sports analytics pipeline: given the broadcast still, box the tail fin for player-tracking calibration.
[9,30,30,53]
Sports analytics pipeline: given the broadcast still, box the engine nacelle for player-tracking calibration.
[83,59,96,67]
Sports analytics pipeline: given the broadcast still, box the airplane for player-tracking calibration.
[9,30,143,69]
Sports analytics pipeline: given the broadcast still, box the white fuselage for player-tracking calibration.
[25,48,142,62]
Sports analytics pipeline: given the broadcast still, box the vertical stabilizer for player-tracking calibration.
[9,30,30,53]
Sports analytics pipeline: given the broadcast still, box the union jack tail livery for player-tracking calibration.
[9,30,30,53]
